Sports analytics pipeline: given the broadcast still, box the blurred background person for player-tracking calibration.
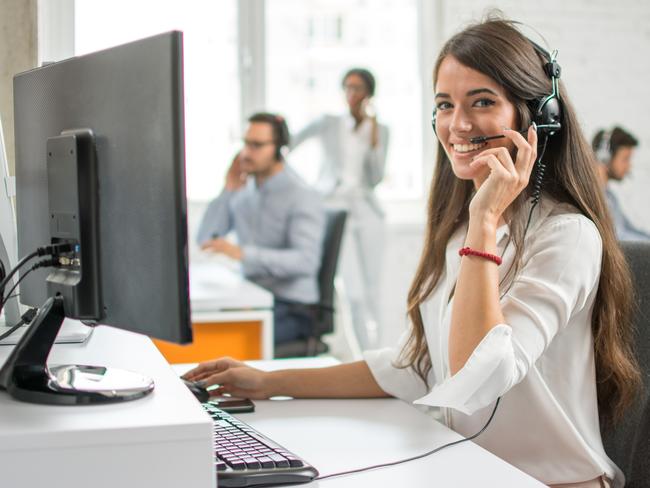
[289,68,389,350]
[592,126,650,241]
[197,112,326,348]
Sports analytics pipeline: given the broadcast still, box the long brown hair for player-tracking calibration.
[397,16,641,426]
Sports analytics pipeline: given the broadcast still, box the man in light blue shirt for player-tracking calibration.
[197,113,325,346]
[592,126,650,241]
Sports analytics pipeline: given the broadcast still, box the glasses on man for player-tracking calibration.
[242,139,275,150]
[343,83,367,95]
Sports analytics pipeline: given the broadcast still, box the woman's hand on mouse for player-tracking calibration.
[468,124,538,227]
[183,357,271,399]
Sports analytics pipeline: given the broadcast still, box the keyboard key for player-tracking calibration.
[268,454,290,468]
[286,457,304,468]
[228,460,246,470]
[243,458,262,469]
[256,456,275,469]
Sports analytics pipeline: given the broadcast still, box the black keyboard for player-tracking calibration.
[203,403,319,487]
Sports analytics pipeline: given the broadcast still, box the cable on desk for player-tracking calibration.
[315,397,501,482]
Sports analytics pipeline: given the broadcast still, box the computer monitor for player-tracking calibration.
[0,31,191,405]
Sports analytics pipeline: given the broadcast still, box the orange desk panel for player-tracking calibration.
[153,321,262,364]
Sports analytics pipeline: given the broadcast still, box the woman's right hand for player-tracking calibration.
[182,357,272,399]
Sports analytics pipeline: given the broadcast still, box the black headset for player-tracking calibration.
[527,40,562,136]
[272,115,290,161]
[595,129,613,164]
[430,39,563,139]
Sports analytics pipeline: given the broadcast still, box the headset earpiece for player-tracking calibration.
[274,115,290,160]
[431,107,437,135]
[595,130,612,164]
[529,45,562,137]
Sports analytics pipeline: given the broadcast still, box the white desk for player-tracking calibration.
[190,258,273,312]
[175,360,546,487]
[0,326,215,488]
[1,329,544,488]
[190,259,274,359]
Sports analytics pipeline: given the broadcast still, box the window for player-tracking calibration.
[73,0,429,204]
[266,0,423,199]
[74,0,240,201]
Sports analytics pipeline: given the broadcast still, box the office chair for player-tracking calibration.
[274,209,347,358]
[601,241,650,488]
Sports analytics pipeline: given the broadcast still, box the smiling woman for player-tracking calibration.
[394,15,639,488]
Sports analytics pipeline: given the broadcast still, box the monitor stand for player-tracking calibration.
[0,296,154,405]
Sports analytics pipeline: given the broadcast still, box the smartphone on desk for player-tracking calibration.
[208,397,255,413]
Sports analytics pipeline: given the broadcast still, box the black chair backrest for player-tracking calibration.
[601,241,650,488]
[315,209,347,336]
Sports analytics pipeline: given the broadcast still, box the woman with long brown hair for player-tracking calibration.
[184,16,640,487]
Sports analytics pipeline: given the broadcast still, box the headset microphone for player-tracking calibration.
[469,123,561,145]
[470,128,528,144]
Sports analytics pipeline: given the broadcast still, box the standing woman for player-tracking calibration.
[186,17,640,487]
[290,68,390,349]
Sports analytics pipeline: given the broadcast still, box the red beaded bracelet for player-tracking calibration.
[458,247,502,265]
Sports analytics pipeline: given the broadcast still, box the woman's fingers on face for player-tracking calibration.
[473,146,516,174]
[484,154,516,182]
[471,152,514,178]
[528,123,539,149]
[503,126,537,171]
[471,154,513,184]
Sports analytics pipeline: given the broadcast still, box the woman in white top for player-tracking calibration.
[289,68,390,348]
[184,17,640,487]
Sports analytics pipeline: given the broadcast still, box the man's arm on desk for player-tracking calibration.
[183,357,391,399]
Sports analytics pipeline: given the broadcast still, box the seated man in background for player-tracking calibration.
[592,126,650,241]
[197,112,326,347]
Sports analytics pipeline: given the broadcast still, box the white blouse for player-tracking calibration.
[338,114,373,193]
[364,196,623,487]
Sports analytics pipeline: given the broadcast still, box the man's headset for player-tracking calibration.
[595,129,613,164]
[272,115,290,161]
[430,39,563,141]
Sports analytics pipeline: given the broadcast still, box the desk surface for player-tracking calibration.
[1,331,544,487]
[175,360,545,487]
[190,258,273,312]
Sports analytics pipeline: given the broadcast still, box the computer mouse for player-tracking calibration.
[181,378,210,403]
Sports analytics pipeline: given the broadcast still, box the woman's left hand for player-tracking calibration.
[468,124,538,226]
